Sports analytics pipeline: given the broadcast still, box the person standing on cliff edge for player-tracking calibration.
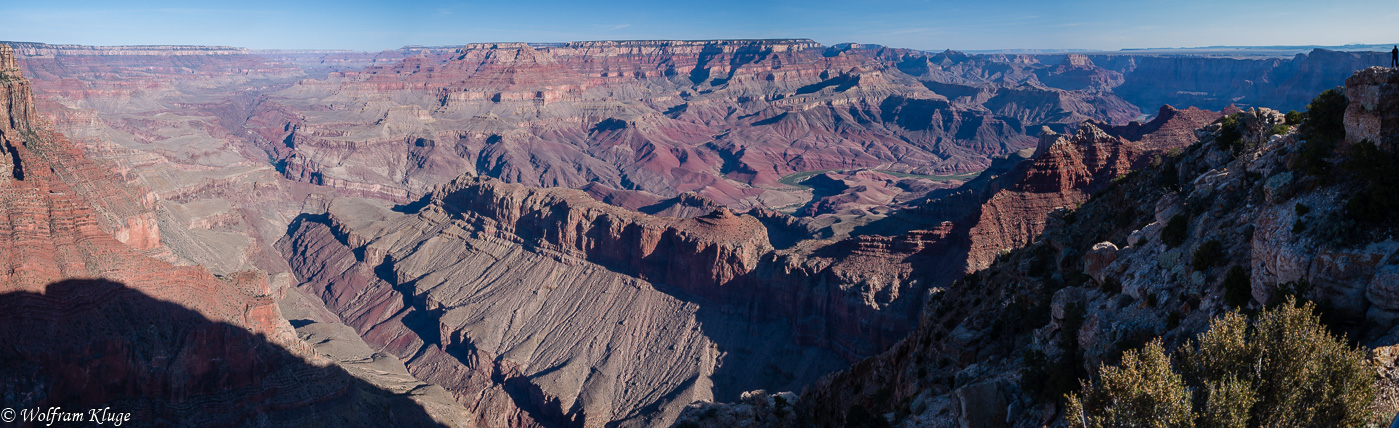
[1392,45,1398,68]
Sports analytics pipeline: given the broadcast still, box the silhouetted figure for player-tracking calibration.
[1393,46,1398,68]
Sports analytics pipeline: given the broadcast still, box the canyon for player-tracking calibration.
[0,43,462,426]
[684,67,1399,426]
[2,38,1391,426]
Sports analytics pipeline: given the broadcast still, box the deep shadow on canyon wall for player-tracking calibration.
[0,278,445,427]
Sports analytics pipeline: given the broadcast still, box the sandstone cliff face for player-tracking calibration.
[0,43,452,426]
[692,67,1399,427]
[249,39,1151,209]
[961,105,1223,271]
[245,44,1377,221]
[0,44,36,130]
[428,174,772,301]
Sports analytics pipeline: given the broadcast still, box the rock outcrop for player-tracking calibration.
[688,66,1399,427]
[0,44,36,130]
[960,105,1223,271]
[1344,66,1399,152]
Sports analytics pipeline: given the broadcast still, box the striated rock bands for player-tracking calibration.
[0,43,451,426]
[4,41,251,57]
[275,91,1232,427]
[712,66,1399,427]
[961,105,1222,271]
[6,38,1393,428]
[278,190,849,426]
[249,39,1143,207]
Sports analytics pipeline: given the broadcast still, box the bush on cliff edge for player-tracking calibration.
[1066,298,1375,427]
[1294,88,1347,177]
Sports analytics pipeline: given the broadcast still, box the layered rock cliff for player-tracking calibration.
[0,43,456,426]
[271,87,1242,426]
[960,105,1224,271]
[683,67,1399,427]
[278,183,851,427]
[14,40,318,277]
[274,100,1220,425]
[236,43,1379,223]
[8,39,1392,428]
[248,39,1149,209]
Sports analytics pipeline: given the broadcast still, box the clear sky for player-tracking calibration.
[1,0,1396,51]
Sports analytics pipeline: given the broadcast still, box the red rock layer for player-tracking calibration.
[0,44,442,427]
[250,40,1138,207]
[379,172,956,358]
[962,105,1223,270]
[430,173,772,302]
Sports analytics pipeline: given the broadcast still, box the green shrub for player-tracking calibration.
[1342,140,1399,225]
[1062,302,1086,350]
[1065,340,1194,428]
[1111,170,1135,185]
[1222,266,1251,308]
[1314,210,1360,248]
[1275,279,1315,305]
[1304,89,1347,143]
[1196,375,1257,428]
[1162,214,1189,248]
[1284,110,1303,126]
[1161,161,1180,190]
[1295,89,1347,177]
[1024,301,1090,402]
[1217,114,1243,154]
[1068,300,1376,427]
[1177,300,1375,427]
[1024,349,1084,402]
[1191,239,1224,271]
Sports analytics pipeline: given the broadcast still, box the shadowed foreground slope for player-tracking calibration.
[0,279,447,427]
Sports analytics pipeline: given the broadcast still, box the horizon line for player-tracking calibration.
[2,39,1396,54]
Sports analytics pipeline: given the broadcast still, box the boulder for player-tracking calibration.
[1083,242,1120,284]
[955,380,1008,428]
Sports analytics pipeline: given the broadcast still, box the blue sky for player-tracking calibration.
[1,0,1396,51]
